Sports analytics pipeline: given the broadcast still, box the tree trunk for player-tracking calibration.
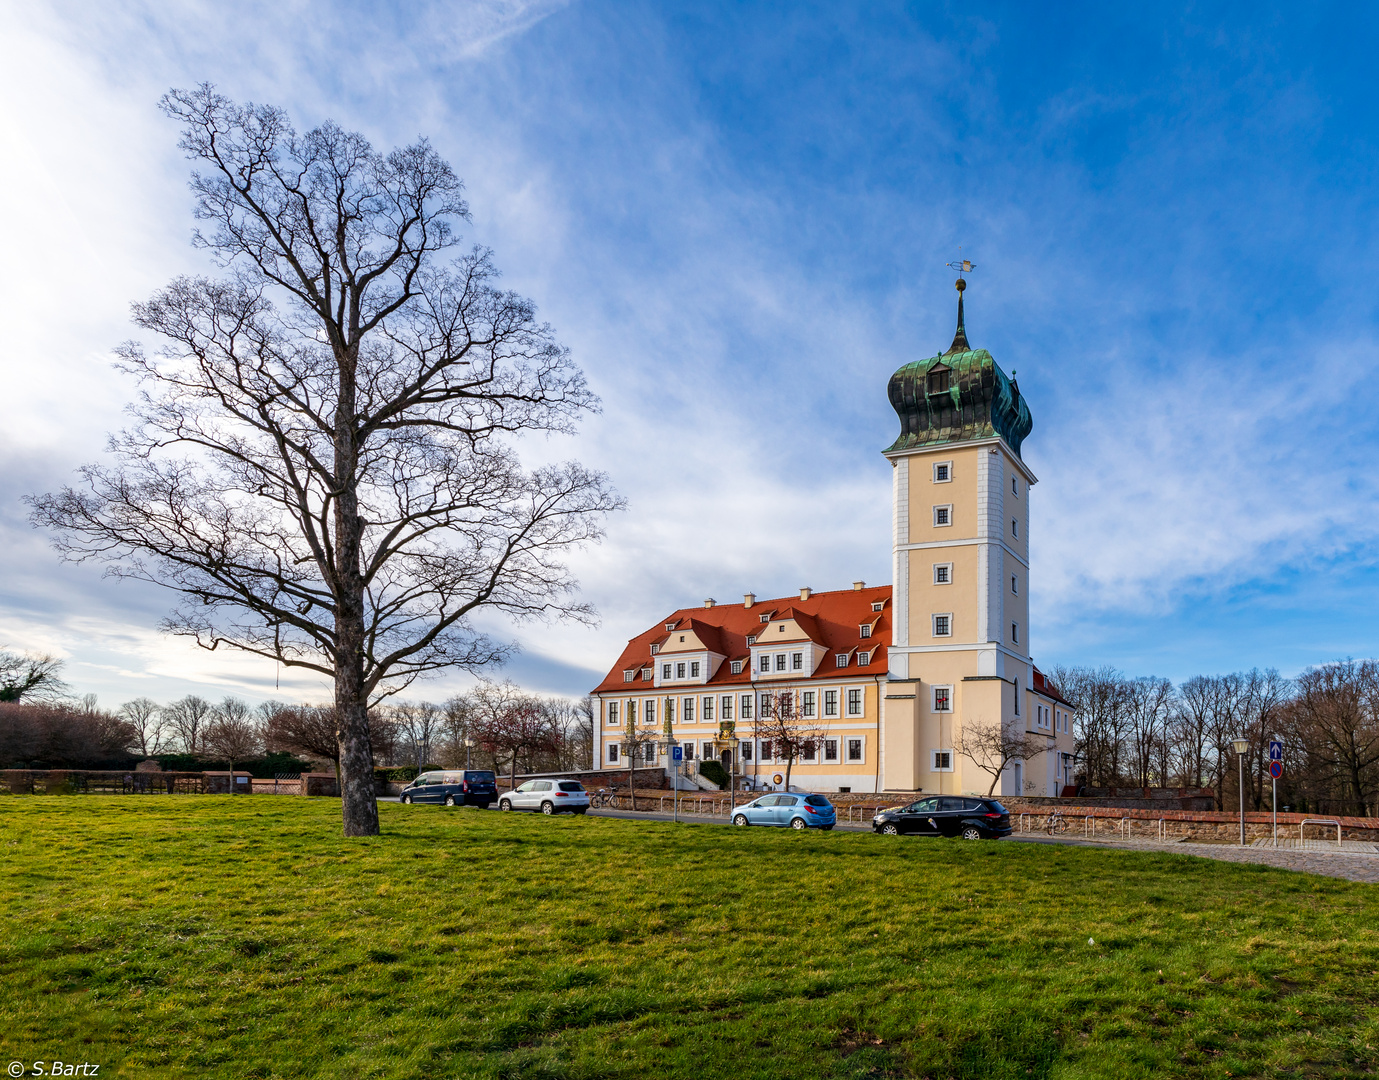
[334,355,380,838]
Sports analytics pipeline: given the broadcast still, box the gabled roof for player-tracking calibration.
[1031,666,1073,709]
[592,586,892,694]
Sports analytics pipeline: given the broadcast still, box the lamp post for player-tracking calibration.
[463,737,475,770]
[1231,737,1249,845]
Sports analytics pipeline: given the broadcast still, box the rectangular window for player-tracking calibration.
[741,694,754,719]
[1014,679,1020,715]
[759,654,770,672]
[650,644,659,655]
[641,668,652,681]
[933,614,951,637]
[683,741,694,760]
[1011,575,1018,594]
[847,738,863,763]
[802,691,817,718]
[645,743,656,763]
[662,663,672,680]
[931,749,953,771]
[775,653,787,671]
[702,696,714,722]
[872,601,884,612]
[836,653,849,667]
[701,742,714,761]
[623,670,634,682]
[933,686,952,712]
[608,743,619,763]
[933,505,951,527]
[644,699,655,724]
[746,635,756,646]
[857,651,870,666]
[824,738,838,762]
[859,624,872,638]
[933,563,952,585]
[933,461,951,482]
[690,661,700,678]
[730,659,744,675]
[1011,622,1019,645]
[608,701,619,724]
[676,662,686,679]
[683,697,694,723]
[740,741,753,761]
[802,739,817,763]
[761,739,773,762]
[760,692,773,718]
[846,688,863,717]
[1012,476,1018,495]
[721,695,733,719]
[824,690,839,718]
[1012,518,1019,538]
[791,651,803,670]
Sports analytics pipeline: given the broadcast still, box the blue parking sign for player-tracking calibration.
[672,746,683,762]
[1269,740,1283,762]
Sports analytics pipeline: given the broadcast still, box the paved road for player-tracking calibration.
[388,799,1379,884]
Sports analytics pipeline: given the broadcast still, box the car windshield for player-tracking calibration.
[464,771,495,782]
[558,781,584,792]
[804,795,830,807]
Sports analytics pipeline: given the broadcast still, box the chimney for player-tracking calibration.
[744,592,755,608]
[703,598,716,608]
[799,587,812,600]
[852,580,866,591]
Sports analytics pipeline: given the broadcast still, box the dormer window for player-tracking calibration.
[927,365,950,394]
[858,651,871,665]
[623,670,635,682]
[836,653,849,667]
[666,622,676,632]
[746,634,756,646]
[871,601,884,612]
[859,624,872,638]
[730,660,744,675]
[649,643,659,655]
[760,614,770,623]
[641,668,652,681]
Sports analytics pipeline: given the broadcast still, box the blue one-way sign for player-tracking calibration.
[1269,739,1283,762]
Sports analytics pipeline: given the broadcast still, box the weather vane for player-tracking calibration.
[946,249,975,280]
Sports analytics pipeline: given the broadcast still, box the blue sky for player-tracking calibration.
[2,1,1377,707]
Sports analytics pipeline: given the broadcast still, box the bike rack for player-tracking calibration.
[1158,818,1168,841]
[1300,818,1343,848]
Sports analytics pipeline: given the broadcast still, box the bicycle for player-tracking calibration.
[1044,810,1069,835]
[590,788,612,809]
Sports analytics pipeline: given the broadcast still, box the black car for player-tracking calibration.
[872,796,1011,840]
[398,770,497,808]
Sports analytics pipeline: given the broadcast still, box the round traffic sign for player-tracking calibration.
[1269,760,1283,779]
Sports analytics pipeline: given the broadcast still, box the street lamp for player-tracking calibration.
[463,737,475,770]
[1231,737,1249,845]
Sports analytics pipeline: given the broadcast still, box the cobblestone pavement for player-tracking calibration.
[1017,834,1379,884]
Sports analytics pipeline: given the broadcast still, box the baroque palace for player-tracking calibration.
[590,279,1076,797]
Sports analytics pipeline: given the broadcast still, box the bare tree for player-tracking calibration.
[1290,660,1379,817]
[261,703,395,774]
[204,703,262,792]
[119,697,164,757]
[752,691,824,794]
[28,87,620,837]
[1050,665,1128,788]
[616,699,662,810]
[164,695,214,754]
[472,681,554,794]
[955,719,1044,797]
[0,653,69,704]
[391,701,443,769]
[1124,677,1172,788]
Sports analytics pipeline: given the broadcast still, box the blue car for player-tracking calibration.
[731,793,836,830]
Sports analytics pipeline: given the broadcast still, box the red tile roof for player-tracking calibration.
[593,586,892,694]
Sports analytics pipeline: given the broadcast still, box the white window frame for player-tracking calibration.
[823,689,839,718]
[740,693,754,719]
[662,663,672,680]
[758,654,771,673]
[623,670,634,683]
[607,701,620,725]
[721,694,734,719]
[701,741,714,761]
[932,685,953,713]
[845,735,866,764]
[932,460,953,483]
[683,697,694,723]
[932,613,953,638]
[933,562,953,585]
[845,686,864,718]
[859,624,872,639]
[933,504,953,527]
[823,737,839,763]
[644,699,655,724]
[645,743,657,763]
[801,690,817,718]
[730,659,744,675]
[607,743,620,763]
[676,662,687,679]
[702,695,714,722]
[690,661,701,678]
[739,740,753,762]
[835,653,849,667]
[1011,622,1019,645]
[871,601,884,612]
[931,749,954,772]
[775,653,787,672]
[791,651,804,670]
[857,651,871,666]
[1011,476,1018,496]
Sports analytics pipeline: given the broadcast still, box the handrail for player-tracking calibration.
[1300,818,1343,847]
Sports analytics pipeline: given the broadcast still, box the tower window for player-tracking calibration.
[1012,477,1018,496]
[932,686,952,713]
[1011,575,1018,594]
[1011,518,1019,538]
[1011,622,1019,645]
[933,461,952,483]
[932,614,952,637]
[927,368,950,394]
[933,505,952,527]
[933,563,952,585]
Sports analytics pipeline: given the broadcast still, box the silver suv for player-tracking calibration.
[497,779,590,815]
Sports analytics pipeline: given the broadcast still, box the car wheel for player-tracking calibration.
[790,817,807,830]
[498,798,512,812]
[962,825,982,841]
[882,823,899,835]
[444,794,456,806]
[733,814,749,826]
[401,794,411,804]
[541,801,555,815]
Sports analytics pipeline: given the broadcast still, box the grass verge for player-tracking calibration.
[1,797,1376,1079]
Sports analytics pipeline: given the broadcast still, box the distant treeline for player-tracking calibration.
[1051,661,1379,818]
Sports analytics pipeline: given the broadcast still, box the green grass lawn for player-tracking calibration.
[0,798,1375,1079]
